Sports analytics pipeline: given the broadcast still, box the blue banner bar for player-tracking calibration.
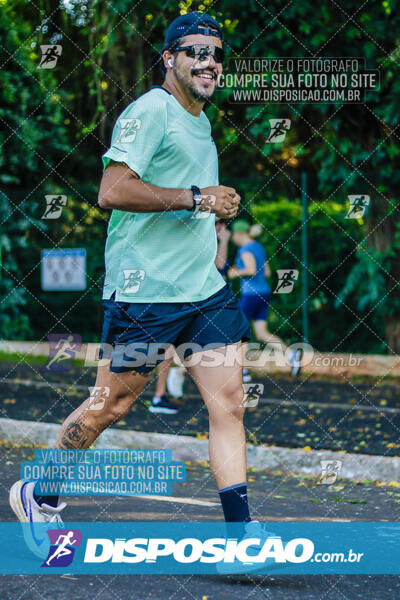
[1,522,399,574]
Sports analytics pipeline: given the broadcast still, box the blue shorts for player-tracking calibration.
[240,293,271,322]
[99,283,251,373]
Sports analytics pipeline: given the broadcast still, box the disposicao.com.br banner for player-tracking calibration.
[1,522,399,575]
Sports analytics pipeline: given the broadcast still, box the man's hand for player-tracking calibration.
[200,185,240,219]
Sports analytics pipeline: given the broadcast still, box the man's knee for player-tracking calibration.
[211,385,245,421]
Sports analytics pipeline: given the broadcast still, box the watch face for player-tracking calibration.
[191,185,201,198]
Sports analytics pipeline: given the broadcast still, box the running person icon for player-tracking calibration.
[274,269,298,293]
[38,45,61,68]
[45,531,77,566]
[44,335,77,371]
[42,195,65,219]
[346,195,369,218]
[267,119,290,142]
[10,12,256,550]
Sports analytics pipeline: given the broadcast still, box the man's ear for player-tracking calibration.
[163,50,174,70]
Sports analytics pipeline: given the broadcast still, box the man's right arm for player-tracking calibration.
[98,161,193,212]
[98,161,241,219]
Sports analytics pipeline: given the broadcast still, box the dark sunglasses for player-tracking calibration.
[174,44,225,64]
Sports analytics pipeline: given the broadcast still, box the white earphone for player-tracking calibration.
[168,58,173,67]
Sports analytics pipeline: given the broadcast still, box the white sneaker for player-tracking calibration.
[148,394,179,414]
[9,480,67,559]
[216,520,284,575]
[166,366,185,398]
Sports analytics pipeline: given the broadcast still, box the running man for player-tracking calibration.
[228,219,302,376]
[10,13,268,561]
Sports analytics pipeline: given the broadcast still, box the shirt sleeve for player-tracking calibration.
[234,248,242,269]
[218,260,230,276]
[101,91,167,178]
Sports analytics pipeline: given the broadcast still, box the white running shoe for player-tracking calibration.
[216,520,284,575]
[166,366,185,398]
[9,480,67,559]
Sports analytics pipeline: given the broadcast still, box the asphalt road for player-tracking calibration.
[2,361,400,455]
[1,445,400,599]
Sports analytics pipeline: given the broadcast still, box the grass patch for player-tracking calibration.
[0,350,85,367]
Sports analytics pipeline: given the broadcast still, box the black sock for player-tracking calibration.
[33,482,59,508]
[218,482,251,522]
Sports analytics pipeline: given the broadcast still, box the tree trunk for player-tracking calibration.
[384,317,400,354]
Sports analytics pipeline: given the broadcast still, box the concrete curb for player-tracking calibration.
[0,417,399,484]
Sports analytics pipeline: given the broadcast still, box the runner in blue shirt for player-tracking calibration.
[228,220,302,376]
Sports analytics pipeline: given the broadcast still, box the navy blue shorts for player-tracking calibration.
[99,283,251,373]
[240,293,271,322]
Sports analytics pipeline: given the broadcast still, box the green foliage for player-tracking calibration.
[335,244,386,313]
[0,1,69,337]
[250,198,379,352]
[0,191,32,339]
[0,1,70,187]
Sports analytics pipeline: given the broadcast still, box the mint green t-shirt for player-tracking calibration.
[101,87,225,303]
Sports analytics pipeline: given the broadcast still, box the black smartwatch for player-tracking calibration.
[189,185,202,211]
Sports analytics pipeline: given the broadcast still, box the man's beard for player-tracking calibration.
[176,66,216,101]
